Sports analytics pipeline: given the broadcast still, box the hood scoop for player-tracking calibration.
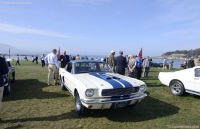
[99,74,117,80]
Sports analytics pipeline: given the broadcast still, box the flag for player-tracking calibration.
[138,48,142,58]
[57,47,60,59]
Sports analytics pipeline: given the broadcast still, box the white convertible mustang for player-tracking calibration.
[59,60,147,115]
[158,66,200,96]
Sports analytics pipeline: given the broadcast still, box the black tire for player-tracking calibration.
[3,81,11,95]
[75,91,88,116]
[60,76,67,91]
[170,80,185,96]
[11,72,15,83]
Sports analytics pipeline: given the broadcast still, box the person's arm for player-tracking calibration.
[59,55,63,61]
[54,55,59,68]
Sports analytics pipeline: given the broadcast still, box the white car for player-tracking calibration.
[59,60,147,116]
[158,66,200,96]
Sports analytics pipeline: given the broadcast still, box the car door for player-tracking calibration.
[192,68,200,93]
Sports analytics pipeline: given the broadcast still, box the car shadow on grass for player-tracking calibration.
[1,96,179,123]
[145,83,165,87]
[88,96,180,122]
[1,110,77,125]
[3,79,67,101]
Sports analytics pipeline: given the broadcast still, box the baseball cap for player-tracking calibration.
[111,50,115,53]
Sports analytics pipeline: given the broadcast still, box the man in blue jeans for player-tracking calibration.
[0,56,9,120]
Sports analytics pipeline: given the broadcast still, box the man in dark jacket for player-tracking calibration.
[0,57,9,112]
[115,51,127,75]
[60,51,70,68]
[188,57,195,68]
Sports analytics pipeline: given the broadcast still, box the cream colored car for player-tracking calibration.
[59,60,147,116]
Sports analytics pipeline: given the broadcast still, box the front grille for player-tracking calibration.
[102,87,139,96]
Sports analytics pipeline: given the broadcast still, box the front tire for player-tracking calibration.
[170,80,185,96]
[75,91,88,116]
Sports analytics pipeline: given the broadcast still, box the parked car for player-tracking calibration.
[158,66,200,96]
[151,62,169,69]
[59,60,147,116]
[3,61,15,95]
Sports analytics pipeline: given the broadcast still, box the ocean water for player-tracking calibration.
[4,55,184,68]
[151,58,183,68]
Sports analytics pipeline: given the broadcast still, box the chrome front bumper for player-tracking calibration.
[81,93,147,104]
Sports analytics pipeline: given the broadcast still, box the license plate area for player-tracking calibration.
[115,102,127,108]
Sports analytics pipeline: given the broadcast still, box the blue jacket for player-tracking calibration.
[0,57,9,87]
[136,58,142,67]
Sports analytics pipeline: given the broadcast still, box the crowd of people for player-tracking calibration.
[162,58,174,70]
[43,49,152,86]
[107,50,150,80]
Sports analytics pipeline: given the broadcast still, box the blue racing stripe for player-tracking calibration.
[108,75,133,88]
[89,73,123,88]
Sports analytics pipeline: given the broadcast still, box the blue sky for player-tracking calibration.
[0,0,200,56]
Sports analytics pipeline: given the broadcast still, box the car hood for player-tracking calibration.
[73,72,145,90]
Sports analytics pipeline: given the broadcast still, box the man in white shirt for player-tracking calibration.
[45,49,59,86]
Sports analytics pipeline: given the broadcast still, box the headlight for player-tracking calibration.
[85,89,94,97]
[139,85,147,92]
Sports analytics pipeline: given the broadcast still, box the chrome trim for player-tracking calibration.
[80,93,147,104]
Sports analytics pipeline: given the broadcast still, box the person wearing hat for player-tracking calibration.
[194,55,200,66]
[115,51,127,75]
[108,50,115,71]
[188,56,195,68]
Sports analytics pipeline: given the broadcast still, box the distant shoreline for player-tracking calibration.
[153,56,188,60]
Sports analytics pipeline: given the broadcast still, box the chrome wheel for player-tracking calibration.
[75,91,88,116]
[170,80,185,96]
[75,94,81,111]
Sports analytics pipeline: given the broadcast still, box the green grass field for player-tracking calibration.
[1,61,200,129]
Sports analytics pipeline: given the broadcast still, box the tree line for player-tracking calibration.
[162,48,200,58]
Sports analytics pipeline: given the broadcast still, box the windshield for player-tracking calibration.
[74,62,113,74]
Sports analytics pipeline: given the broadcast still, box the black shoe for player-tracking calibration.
[55,82,60,85]
[48,84,52,86]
